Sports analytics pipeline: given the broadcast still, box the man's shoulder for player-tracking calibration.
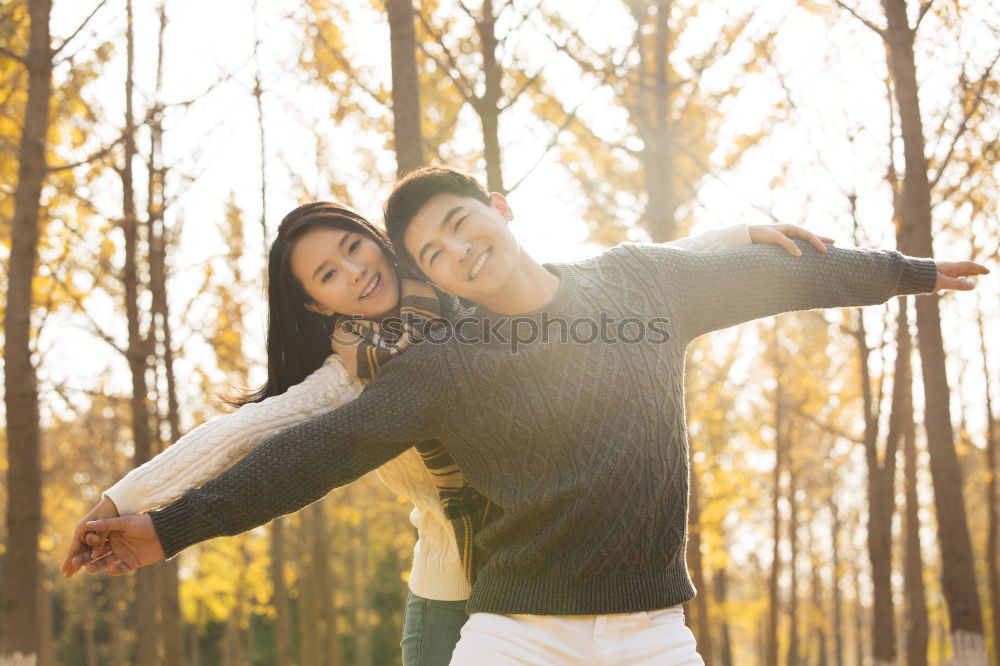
[557,242,674,280]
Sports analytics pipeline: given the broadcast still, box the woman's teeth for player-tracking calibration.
[360,273,381,299]
[469,249,491,279]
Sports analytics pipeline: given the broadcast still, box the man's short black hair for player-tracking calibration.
[384,166,490,274]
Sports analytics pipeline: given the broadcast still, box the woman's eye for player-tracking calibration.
[322,270,336,283]
[429,249,443,265]
[349,239,361,254]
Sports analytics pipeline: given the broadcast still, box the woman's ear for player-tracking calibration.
[304,301,334,317]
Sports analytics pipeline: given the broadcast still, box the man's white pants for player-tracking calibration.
[449,605,704,665]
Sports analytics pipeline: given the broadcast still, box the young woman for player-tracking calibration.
[62,200,829,665]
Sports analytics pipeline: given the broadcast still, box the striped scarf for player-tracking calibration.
[333,279,494,584]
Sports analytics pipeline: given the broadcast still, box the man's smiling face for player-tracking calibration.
[403,191,521,303]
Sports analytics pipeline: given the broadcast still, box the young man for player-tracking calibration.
[80,167,987,664]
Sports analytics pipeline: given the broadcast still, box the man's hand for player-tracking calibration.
[748,224,834,256]
[61,495,119,578]
[934,260,989,292]
[76,514,166,576]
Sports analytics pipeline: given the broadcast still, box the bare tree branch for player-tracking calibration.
[46,136,122,173]
[501,68,543,111]
[55,276,128,357]
[0,68,26,108]
[52,0,109,58]
[507,94,591,193]
[782,397,866,445]
[0,44,26,64]
[931,135,998,210]
[928,50,1000,191]
[312,27,388,107]
[832,0,886,39]
[416,8,479,103]
[414,40,478,107]
[688,10,757,83]
[165,62,247,110]
[498,0,543,45]
[495,0,518,21]
[915,0,936,29]
[455,0,479,24]
[501,0,601,112]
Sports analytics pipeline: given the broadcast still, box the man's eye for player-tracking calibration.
[322,270,336,282]
[455,216,467,231]
[349,239,361,254]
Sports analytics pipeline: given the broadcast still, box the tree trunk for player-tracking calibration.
[810,528,828,666]
[853,559,866,666]
[326,519,344,666]
[786,460,799,666]
[386,0,423,176]
[84,582,98,666]
[146,7,182,664]
[299,517,319,666]
[270,519,292,665]
[858,304,906,666]
[188,608,202,666]
[223,544,247,666]
[767,339,783,666]
[36,584,52,666]
[686,466,712,663]
[830,501,845,666]
[1,1,51,662]
[249,0,269,253]
[121,3,158,663]
[477,0,503,193]
[644,0,677,243]
[312,503,330,661]
[713,568,734,666]
[977,308,1000,662]
[353,512,373,666]
[108,577,126,664]
[895,299,929,666]
[880,1,986,660]
[158,562,181,666]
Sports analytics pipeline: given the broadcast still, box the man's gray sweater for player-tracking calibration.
[150,241,937,615]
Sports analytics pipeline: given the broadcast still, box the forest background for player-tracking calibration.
[0,0,998,664]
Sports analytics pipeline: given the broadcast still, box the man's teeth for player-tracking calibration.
[470,250,490,279]
[360,274,380,298]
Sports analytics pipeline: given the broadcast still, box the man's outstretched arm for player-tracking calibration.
[79,349,446,574]
[623,239,987,342]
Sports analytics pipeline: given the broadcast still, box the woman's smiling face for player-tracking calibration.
[289,225,400,320]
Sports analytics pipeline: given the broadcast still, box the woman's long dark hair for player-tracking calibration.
[226,201,399,407]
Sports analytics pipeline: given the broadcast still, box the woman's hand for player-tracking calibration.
[748,224,834,256]
[61,495,119,578]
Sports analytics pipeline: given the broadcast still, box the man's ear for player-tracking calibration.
[489,192,514,222]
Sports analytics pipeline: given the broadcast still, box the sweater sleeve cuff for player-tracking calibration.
[898,256,938,295]
[149,495,206,560]
[103,483,146,516]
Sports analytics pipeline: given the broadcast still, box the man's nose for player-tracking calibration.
[444,237,472,260]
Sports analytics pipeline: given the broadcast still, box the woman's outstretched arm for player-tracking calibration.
[62,354,362,577]
[660,221,835,255]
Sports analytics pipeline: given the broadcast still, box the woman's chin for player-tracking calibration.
[363,294,398,320]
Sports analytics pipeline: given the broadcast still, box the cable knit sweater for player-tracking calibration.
[148,240,938,615]
[104,223,753,602]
